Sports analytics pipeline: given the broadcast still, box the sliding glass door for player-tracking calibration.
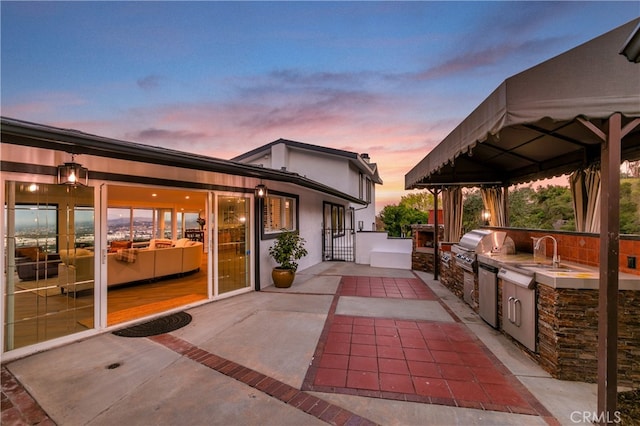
[4,181,95,351]
[217,195,250,294]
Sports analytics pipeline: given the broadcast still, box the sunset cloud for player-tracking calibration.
[126,127,208,143]
[2,1,635,211]
[137,75,163,91]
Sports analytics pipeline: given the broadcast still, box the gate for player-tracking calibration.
[323,203,355,262]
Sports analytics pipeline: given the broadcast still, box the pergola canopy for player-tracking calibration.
[404,18,640,420]
[405,18,640,189]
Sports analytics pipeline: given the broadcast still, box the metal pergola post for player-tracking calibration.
[597,114,620,421]
[429,188,441,280]
[578,113,640,423]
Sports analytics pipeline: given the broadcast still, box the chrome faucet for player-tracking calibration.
[535,235,560,267]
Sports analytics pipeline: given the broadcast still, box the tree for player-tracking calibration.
[378,204,428,237]
[462,185,575,231]
[382,178,640,237]
[399,192,434,213]
[461,189,483,232]
[530,185,575,230]
[508,186,539,228]
[620,180,640,234]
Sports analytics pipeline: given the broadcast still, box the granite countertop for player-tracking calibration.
[477,253,640,290]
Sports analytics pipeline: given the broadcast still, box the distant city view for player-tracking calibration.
[12,214,201,251]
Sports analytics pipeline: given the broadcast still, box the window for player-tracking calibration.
[331,204,345,237]
[107,207,153,244]
[179,211,202,238]
[13,203,58,251]
[74,206,95,248]
[359,173,372,203]
[157,209,172,240]
[263,195,296,234]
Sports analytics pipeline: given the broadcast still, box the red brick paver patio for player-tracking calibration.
[339,276,438,300]
[303,276,552,417]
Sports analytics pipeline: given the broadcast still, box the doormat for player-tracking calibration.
[113,312,192,338]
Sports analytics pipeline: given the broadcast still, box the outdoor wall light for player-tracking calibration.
[255,183,268,198]
[57,155,88,186]
[481,210,491,225]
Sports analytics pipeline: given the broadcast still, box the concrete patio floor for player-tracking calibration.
[2,262,600,425]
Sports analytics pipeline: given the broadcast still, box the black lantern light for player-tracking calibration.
[255,183,268,198]
[57,155,88,186]
[481,210,491,226]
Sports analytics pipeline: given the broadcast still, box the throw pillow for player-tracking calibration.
[174,238,190,248]
[109,240,132,253]
[148,238,174,249]
[16,246,42,261]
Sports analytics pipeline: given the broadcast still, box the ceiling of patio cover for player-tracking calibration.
[405,18,640,189]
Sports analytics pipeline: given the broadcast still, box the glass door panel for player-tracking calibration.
[217,195,250,294]
[4,181,95,351]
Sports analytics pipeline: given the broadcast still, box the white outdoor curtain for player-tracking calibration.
[480,187,506,227]
[442,187,463,242]
[570,165,601,232]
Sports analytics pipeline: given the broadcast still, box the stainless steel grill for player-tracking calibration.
[452,229,508,272]
[451,245,476,272]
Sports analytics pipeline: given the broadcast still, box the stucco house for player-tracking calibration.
[0,117,389,359]
[233,138,383,261]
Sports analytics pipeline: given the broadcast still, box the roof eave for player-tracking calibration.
[1,117,367,205]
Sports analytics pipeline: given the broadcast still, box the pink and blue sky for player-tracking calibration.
[2,1,638,211]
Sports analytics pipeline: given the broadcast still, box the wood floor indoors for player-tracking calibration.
[6,256,210,350]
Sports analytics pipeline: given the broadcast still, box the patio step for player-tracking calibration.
[370,250,411,270]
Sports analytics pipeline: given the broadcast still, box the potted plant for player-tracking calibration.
[196,216,206,230]
[268,229,308,288]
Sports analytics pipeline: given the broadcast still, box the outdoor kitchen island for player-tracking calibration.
[476,252,640,388]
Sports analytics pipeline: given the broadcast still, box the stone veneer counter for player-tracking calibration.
[477,253,640,290]
[476,252,640,387]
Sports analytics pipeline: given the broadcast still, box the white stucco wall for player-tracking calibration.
[257,183,331,289]
[271,142,288,170]
[287,149,352,194]
[355,231,412,268]
[235,142,379,234]
[285,146,378,233]
[354,199,377,232]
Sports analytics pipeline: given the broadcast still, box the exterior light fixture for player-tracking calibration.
[255,183,268,198]
[482,210,491,225]
[57,155,88,186]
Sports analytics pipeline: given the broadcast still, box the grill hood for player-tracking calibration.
[458,230,507,254]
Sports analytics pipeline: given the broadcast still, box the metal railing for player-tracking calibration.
[322,227,355,262]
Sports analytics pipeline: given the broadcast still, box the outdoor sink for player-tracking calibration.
[516,262,581,272]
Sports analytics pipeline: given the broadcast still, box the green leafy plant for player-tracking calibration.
[268,229,308,272]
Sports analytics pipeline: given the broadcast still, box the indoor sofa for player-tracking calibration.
[58,238,203,294]
[14,246,61,281]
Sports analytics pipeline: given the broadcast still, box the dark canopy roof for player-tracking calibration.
[620,21,640,63]
[406,19,640,189]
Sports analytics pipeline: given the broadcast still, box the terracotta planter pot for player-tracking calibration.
[272,268,295,288]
